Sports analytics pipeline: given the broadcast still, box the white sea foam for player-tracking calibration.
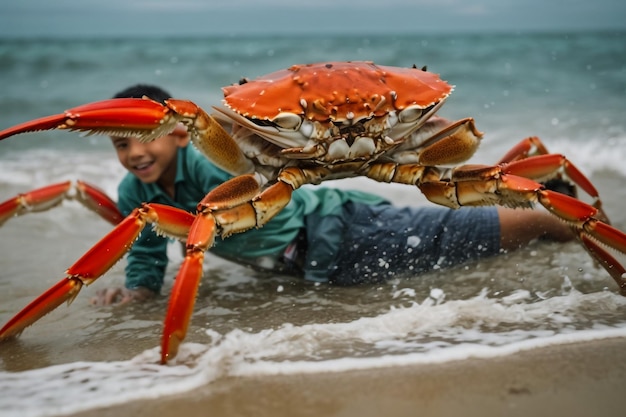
[1,288,625,417]
[0,149,125,199]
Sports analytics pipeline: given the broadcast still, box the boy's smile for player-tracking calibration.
[111,126,189,198]
[131,159,157,179]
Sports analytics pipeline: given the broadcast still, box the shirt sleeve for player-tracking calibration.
[117,177,168,294]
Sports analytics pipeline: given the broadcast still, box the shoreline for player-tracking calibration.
[73,336,626,417]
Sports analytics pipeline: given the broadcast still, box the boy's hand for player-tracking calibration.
[90,286,156,306]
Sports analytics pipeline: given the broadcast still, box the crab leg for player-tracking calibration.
[579,234,626,295]
[425,164,626,291]
[160,170,300,363]
[365,149,626,293]
[0,181,72,226]
[0,180,123,227]
[0,98,254,176]
[75,180,124,225]
[497,136,550,164]
[503,154,603,211]
[0,203,195,340]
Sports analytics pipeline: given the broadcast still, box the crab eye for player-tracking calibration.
[272,112,302,130]
[398,105,424,123]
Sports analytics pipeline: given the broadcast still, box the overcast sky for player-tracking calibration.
[1,0,625,38]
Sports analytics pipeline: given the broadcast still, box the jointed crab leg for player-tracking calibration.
[500,137,605,212]
[0,277,84,340]
[160,171,296,362]
[0,203,196,340]
[497,136,550,164]
[367,156,626,291]
[0,180,123,226]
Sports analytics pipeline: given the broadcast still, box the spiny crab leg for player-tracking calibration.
[0,203,195,341]
[160,170,299,363]
[498,137,607,217]
[512,180,626,291]
[0,98,255,176]
[423,162,626,292]
[75,180,124,225]
[0,180,123,227]
[503,153,605,213]
[579,234,626,295]
[497,136,550,164]
[0,181,72,226]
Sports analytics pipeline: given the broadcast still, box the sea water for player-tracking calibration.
[0,31,625,417]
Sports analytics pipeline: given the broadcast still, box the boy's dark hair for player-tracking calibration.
[113,84,172,104]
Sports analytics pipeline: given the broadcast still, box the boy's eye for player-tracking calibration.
[111,137,128,149]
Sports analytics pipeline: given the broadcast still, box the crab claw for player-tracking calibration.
[0,97,255,176]
[0,98,177,142]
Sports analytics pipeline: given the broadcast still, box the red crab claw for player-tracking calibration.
[0,99,172,141]
[0,98,254,176]
[0,180,123,227]
[0,203,195,341]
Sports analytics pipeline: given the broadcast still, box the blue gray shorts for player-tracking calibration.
[303,202,501,285]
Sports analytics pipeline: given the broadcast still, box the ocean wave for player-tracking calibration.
[1,288,625,417]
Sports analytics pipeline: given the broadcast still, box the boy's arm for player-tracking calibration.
[91,286,155,306]
[124,230,168,293]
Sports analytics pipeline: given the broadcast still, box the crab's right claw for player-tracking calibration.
[0,98,178,142]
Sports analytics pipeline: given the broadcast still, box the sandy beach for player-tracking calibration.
[70,336,626,417]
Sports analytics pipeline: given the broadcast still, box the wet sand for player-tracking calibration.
[73,336,626,417]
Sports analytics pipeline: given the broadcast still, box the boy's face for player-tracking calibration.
[110,125,189,184]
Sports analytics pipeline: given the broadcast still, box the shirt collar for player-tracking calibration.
[174,144,187,184]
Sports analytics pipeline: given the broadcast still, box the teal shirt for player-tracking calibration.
[118,144,387,292]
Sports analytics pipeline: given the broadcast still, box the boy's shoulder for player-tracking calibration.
[117,171,149,201]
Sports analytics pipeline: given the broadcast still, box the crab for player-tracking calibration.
[1,61,625,364]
